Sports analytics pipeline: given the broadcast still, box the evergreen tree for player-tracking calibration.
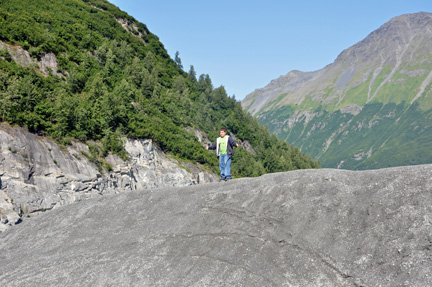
[174,51,183,69]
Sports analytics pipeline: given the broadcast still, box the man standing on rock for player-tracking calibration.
[206,128,239,181]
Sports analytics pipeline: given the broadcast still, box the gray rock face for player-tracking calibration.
[1,164,431,286]
[0,41,62,77]
[0,125,217,232]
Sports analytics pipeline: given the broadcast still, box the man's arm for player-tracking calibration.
[229,137,239,148]
[206,143,217,150]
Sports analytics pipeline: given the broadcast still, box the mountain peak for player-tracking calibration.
[242,12,432,170]
[335,12,432,66]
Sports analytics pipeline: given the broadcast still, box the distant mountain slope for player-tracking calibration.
[242,12,432,169]
[0,0,319,177]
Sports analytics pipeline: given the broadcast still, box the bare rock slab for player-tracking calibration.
[0,165,431,286]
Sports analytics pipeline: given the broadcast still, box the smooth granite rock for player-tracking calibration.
[0,164,431,286]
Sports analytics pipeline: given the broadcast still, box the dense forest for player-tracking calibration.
[0,0,320,177]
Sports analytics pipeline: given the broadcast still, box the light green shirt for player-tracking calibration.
[219,136,228,155]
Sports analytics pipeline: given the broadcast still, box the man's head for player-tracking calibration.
[219,128,227,137]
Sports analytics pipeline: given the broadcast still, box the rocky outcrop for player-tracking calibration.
[0,124,217,232]
[115,18,147,44]
[0,41,61,77]
[0,164,431,286]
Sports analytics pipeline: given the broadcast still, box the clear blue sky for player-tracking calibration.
[108,0,431,100]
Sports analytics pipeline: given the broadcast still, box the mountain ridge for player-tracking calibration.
[244,12,432,113]
[242,12,432,170]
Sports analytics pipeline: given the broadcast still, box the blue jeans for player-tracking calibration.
[219,154,232,179]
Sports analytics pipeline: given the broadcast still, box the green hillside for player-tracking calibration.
[0,0,319,177]
[260,99,432,170]
[243,12,432,170]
